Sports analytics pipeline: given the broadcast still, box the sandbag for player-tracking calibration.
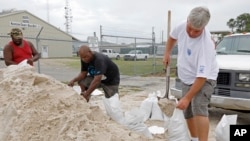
[124,108,153,139]
[139,97,153,121]
[102,93,125,125]
[166,108,190,141]
[215,114,237,141]
[140,95,167,121]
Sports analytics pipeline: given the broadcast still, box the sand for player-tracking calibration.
[0,64,176,141]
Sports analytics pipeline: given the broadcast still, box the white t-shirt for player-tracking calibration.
[170,21,219,85]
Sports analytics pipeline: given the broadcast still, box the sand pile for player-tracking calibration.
[0,64,149,141]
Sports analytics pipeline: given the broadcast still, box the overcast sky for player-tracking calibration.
[1,0,249,43]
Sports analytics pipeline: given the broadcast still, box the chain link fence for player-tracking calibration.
[0,26,174,80]
[99,26,167,77]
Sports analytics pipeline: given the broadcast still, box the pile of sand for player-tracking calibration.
[0,65,150,141]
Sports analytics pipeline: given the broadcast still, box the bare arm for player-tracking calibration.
[3,44,16,66]
[163,37,177,67]
[27,41,40,65]
[84,75,102,97]
[177,77,207,110]
[68,71,88,86]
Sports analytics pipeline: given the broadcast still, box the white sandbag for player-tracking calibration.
[167,108,190,141]
[215,114,237,141]
[73,86,103,96]
[124,108,145,125]
[102,93,125,125]
[18,59,28,66]
[124,108,153,139]
[140,95,167,121]
[150,98,166,121]
[139,97,153,121]
[148,126,165,134]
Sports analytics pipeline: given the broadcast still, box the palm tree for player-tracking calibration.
[227,18,236,33]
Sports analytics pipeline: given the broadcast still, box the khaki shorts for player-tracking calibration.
[182,79,216,119]
[79,76,119,98]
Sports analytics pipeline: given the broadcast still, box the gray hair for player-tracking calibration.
[187,6,210,29]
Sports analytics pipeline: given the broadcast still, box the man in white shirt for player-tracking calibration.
[163,6,219,141]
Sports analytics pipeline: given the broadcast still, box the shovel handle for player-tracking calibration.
[164,66,171,99]
[166,66,170,77]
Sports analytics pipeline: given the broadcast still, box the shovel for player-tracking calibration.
[164,65,171,99]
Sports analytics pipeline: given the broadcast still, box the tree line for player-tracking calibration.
[227,13,250,33]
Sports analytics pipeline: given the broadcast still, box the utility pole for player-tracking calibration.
[46,0,50,23]
[65,0,73,33]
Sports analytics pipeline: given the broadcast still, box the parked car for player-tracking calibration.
[101,49,120,60]
[0,48,3,60]
[170,33,250,111]
[123,50,149,61]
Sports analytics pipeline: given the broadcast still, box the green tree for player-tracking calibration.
[227,13,250,33]
[227,18,236,33]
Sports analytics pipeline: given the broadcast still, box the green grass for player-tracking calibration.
[60,57,177,77]
[112,58,177,76]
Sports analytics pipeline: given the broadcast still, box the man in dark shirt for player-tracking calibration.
[68,45,120,102]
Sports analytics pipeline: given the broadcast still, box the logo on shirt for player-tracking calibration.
[187,48,191,56]
[88,65,101,76]
[199,65,205,73]
[88,66,96,76]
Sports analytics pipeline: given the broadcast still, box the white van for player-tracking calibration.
[170,33,250,111]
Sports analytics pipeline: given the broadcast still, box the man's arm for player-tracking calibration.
[82,74,102,101]
[177,77,207,110]
[27,41,40,62]
[3,44,16,66]
[68,71,88,86]
[163,37,177,67]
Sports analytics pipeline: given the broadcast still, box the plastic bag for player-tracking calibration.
[124,108,153,139]
[215,114,237,141]
[139,95,167,121]
[150,97,166,121]
[166,108,190,141]
[139,97,153,121]
[102,93,125,125]
[18,59,28,66]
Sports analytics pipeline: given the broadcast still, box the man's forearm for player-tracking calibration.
[85,80,100,96]
[185,77,206,100]
[165,37,176,54]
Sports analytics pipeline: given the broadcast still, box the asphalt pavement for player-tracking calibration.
[0,59,173,95]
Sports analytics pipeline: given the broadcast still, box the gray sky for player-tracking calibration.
[1,0,249,42]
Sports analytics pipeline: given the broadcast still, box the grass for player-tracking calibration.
[58,56,177,77]
[112,57,177,77]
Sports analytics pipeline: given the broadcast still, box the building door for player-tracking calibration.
[41,45,48,58]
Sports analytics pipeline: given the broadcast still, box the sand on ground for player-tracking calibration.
[1,61,249,141]
[0,63,179,141]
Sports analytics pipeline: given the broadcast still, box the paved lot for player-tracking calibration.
[0,58,171,96]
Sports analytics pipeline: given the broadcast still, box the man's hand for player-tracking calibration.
[81,91,91,102]
[27,59,33,66]
[176,96,191,110]
[163,53,171,68]
[68,80,75,87]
